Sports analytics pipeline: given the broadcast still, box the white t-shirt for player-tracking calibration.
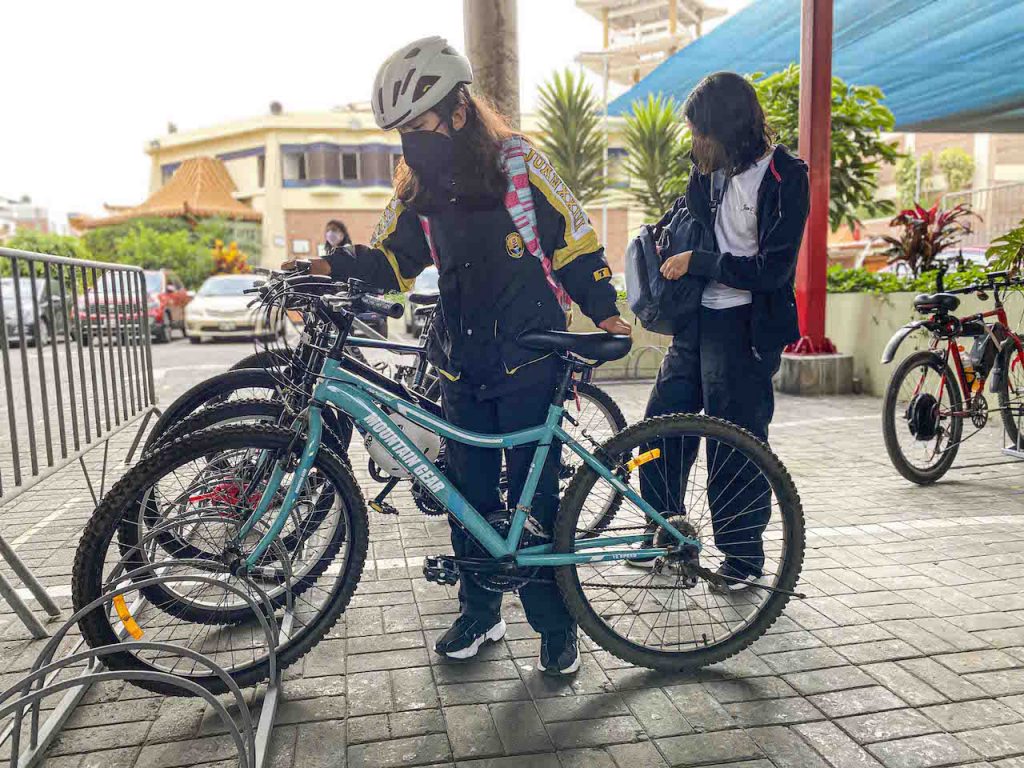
[702,150,774,310]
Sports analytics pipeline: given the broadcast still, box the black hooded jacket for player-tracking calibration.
[684,145,809,357]
[324,144,619,395]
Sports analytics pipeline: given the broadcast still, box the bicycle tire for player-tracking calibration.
[882,350,963,484]
[144,368,354,455]
[996,340,1024,448]
[229,349,290,371]
[553,414,804,671]
[73,424,368,695]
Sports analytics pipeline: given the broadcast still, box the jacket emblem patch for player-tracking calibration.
[506,232,525,259]
[593,267,612,281]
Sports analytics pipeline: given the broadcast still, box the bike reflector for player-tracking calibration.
[626,448,661,471]
[113,594,144,640]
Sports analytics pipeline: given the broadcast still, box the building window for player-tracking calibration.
[257,155,266,188]
[341,152,359,181]
[283,152,307,181]
[161,165,177,185]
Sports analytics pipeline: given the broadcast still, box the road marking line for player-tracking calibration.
[10,496,81,550]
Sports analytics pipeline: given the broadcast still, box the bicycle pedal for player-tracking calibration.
[368,500,399,516]
[423,555,459,586]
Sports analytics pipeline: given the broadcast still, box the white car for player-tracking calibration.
[186,274,283,343]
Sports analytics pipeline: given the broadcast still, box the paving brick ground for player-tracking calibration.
[1,341,1023,768]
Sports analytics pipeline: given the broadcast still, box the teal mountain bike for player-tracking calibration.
[72,279,805,695]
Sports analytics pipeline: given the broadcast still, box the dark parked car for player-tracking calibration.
[1,276,72,346]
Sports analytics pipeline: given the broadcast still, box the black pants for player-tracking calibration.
[640,304,780,577]
[441,376,573,634]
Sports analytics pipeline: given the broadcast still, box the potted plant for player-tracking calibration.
[880,202,977,277]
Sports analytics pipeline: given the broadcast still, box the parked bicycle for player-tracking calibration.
[143,267,627,516]
[882,268,1024,484]
[71,275,805,693]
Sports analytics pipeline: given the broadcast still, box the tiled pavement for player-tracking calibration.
[1,371,1024,768]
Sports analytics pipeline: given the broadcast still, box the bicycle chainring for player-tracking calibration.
[467,510,544,593]
[906,393,941,441]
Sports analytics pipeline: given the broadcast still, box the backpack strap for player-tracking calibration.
[417,214,440,268]
[415,136,572,314]
[500,137,572,313]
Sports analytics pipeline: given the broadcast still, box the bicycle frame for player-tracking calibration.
[924,304,1024,417]
[236,355,698,571]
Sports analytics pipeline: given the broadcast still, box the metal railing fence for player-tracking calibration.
[942,182,1024,248]
[0,247,159,636]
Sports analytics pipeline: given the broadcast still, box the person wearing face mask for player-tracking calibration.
[632,72,808,592]
[323,219,351,255]
[289,37,629,675]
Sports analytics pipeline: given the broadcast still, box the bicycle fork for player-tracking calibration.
[231,408,324,573]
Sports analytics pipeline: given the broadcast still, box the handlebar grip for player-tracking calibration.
[360,294,404,319]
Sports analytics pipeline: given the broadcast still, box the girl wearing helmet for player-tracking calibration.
[297,37,629,676]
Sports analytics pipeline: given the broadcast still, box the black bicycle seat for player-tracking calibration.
[518,330,632,362]
[913,293,960,313]
[409,290,439,306]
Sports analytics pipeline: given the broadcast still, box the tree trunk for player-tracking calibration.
[463,0,520,128]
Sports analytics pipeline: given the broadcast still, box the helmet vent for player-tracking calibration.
[392,79,402,107]
[404,46,421,59]
[400,68,416,96]
[376,88,385,116]
[412,75,440,102]
[441,46,456,55]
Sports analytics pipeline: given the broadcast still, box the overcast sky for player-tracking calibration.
[3,0,746,226]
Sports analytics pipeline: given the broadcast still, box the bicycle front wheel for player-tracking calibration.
[553,414,804,671]
[72,424,368,695]
[882,350,963,484]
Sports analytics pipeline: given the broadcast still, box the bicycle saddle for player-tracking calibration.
[518,330,632,361]
[913,293,960,313]
[409,290,439,306]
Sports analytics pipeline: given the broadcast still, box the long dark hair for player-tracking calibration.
[325,219,351,247]
[394,85,515,207]
[684,71,774,176]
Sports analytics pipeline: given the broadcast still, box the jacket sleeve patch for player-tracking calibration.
[593,267,612,281]
[370,197,404,249]
[526,147,599,268]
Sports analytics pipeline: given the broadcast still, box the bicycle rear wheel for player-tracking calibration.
[996,340,1024,448]
[72,424,368,695]
[553,414,804,671]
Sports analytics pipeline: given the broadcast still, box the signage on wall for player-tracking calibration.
[274,235,285,247]
[292,239,311,255]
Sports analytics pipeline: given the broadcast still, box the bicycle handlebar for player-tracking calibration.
[359,294,404,319]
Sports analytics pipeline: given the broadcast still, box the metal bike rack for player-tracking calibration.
[0,510,299,767]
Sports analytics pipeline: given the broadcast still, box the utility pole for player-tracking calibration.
[463,0,520,127]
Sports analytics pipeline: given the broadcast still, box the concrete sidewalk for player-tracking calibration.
[0,377,1022,768]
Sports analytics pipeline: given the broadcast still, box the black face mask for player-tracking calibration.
[400,128,455,197]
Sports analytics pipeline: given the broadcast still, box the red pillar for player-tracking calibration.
[789,0,836,355]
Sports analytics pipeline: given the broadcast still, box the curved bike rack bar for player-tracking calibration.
[629,345,668,379]
[1,557,296,768]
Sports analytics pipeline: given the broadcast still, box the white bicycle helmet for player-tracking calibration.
[371,36,474,131]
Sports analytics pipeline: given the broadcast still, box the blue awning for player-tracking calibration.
[609,0,1024,132]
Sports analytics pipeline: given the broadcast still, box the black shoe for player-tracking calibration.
[434,615,506,660]
[709,560,762,593]
[537,628,580,676]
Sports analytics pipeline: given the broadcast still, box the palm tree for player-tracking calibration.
[535,69,607,205]
[623,94,691,220]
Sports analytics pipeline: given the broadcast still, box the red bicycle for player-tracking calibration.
[882,269,1024,484]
